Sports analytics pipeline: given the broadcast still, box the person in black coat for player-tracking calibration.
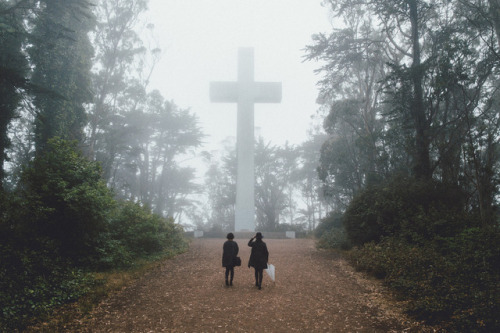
[248,232,269,290]
[222,232,239,286]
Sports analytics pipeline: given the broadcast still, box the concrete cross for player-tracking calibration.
[210,48,282,231]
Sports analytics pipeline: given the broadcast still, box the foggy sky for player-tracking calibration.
[145,0,333,154]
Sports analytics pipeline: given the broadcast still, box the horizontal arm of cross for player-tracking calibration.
[253,82,282,103]
[210,82,238,103]
[210,81,282,103]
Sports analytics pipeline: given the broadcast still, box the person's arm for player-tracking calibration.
[248,237,255,247]
[235,242,239,255]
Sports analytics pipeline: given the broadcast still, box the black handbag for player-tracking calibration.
[233,256,242,266]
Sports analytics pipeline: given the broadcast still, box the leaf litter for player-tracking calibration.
[37,238,442,332]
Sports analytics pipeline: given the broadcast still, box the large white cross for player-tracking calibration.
[210,48,282,231]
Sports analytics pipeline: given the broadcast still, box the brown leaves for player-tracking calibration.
[51,239,437,332]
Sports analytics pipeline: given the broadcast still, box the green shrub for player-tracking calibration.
[343,176,469,246]
[0,242,96,331]
[315,211,343,238]
[100,201,188,267]
[19,138,115,263]
[0,138,189,330]
[317,227,351,250]
[347,228,500,331]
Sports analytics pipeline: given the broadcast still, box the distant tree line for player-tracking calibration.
[198,133,332,233]
[310,0,500,331]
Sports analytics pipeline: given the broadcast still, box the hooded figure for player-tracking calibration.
[248,232,269,289]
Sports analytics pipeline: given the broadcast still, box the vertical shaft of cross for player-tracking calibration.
[210,48,282,232]
[235,48,256,231]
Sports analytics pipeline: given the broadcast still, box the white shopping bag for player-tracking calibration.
[265,264,275,281]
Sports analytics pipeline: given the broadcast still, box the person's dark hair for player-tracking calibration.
[256,232,263,239]
[227,232,234,240]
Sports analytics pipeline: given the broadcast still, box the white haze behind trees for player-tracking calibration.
[140,1,333,229]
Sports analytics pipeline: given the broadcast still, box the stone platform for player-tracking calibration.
[185,231,305,239]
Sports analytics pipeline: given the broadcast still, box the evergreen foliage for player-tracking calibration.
[0,0,193,330]
[0,1,29,185]
[100,201,187,268]
[347,229,500,331]
[318,176,499,331]
[343,177,470,246]
[18,138,113,262]
[29,0,95,151]
[311,2,500,328]
[315,211,351,250]
[0,139,187,331]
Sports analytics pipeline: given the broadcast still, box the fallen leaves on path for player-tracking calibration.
[43,239,440,332]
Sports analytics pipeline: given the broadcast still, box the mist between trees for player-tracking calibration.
[1,0,500,331]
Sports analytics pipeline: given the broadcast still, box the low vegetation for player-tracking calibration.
[316,177,500,332]
[0,139,188,331]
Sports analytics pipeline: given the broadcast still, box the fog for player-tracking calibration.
[3,2,499,330]
[145,0,332,151]
[140,1,333,230]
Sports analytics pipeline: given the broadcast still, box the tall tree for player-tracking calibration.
[305,5,388,197]
[319,3,500,320]
[203,143,237,232]
[279,142,300,227]
[313,0,500,222]
[29,0,95,152]
[296,132,330,230]
[254,138,296,231]
[490,0,500,48]
[86,0,149,160]
[0,0,29,187]
[458,0,500,53]
[408,0,430,179]
[109,90,204,219]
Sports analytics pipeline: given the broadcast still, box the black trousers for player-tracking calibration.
[225,266,234,281]
[254,268,263,286]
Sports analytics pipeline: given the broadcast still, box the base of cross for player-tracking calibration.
[188,231,300,239]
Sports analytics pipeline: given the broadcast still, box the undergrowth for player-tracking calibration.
[316,177,500,332]
[17,248,188,332]
[346,229,500,332]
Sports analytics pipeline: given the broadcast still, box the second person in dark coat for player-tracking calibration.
[248,232,269,290]
[222,233,239,286]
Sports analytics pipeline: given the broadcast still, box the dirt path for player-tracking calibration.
[61,238,434,332]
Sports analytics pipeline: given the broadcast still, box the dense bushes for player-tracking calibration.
[318,177,500,331]
[343,177,469,246]
[0,139,187,330]
[315,211,351,250]
[96,201,187,269]
[18,138,115,264]
[0,242,96,331]
[348,229,500,331]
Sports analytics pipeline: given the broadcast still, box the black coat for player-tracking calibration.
[248,238,269,270]
[222,240,239,267]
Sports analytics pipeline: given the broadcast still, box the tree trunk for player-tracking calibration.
[409,0,431,179]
